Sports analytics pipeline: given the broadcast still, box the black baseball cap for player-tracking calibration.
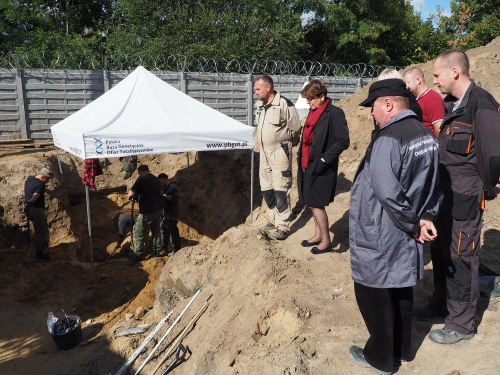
[359,78,411,107]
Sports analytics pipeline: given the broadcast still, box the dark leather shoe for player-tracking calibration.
[348,346,393,374]
[36,250,51,261]
[428,327,474,344]
[301,240,321,247]
[310,246,332,254]
[127,254,142,266]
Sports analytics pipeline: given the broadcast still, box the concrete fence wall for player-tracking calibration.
[0,69,370,141]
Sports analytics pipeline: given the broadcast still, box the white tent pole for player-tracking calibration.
[55,147,64,183]
[247,73,255,225]
[250,150,254,224]
[85,185,95,282]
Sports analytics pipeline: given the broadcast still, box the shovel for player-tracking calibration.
[161,344,188,375]
[129,198,136,249]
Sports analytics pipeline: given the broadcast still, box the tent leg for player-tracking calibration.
[55,147,64,183]
[85,185,95,282]
[250,150,254,224]
[186,152,190,180]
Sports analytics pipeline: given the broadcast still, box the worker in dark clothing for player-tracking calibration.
[127,165,163,265]
[158,173,181,255]
[24,167,54,261]
[414,49,500,345]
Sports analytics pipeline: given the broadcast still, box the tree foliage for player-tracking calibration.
[440,0,500,50]
[0,0,498,68]
[302,0,425,65]
[105,0,306,61]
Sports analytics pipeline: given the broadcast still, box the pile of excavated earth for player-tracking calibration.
[0,37,499,375]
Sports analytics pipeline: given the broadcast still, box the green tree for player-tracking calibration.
[300,0,433,66]
[443,0,500,50]
[105,0,306,67]
[1,0,111,66]
[3,0,483,69]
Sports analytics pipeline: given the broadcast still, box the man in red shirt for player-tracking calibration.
[404,67,444,136]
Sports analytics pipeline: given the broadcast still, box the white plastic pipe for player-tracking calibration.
[134,288,202,375]
[115,310,173,375]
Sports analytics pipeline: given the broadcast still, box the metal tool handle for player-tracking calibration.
[134,288,202,375]
[115,310,173,375]
[130,198,136,245]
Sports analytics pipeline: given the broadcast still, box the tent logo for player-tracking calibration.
[94,138,103,155]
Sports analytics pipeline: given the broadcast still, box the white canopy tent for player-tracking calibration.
[51,66,254,158]
[50,66,254,279]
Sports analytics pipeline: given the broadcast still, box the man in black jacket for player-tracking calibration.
[414,49,500,345]
[24,167,54,261]
[158,173,181,255]
[127,165,163,265]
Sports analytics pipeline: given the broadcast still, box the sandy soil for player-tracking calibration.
[1,38,500,375]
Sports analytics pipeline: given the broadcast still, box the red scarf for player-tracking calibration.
[301,98,330,169]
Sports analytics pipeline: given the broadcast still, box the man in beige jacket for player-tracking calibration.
[254,74,300,239]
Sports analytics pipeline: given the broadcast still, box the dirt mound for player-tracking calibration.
[1,38,500,375]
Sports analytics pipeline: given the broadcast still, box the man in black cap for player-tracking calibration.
[347,79,442,374]
[24,167,54,261]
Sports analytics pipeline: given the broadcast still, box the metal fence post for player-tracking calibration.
[180,71,187,94]
[103,70,110,92]
[15,58,28,139]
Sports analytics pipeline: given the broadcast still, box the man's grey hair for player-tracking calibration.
[255,74,274,89]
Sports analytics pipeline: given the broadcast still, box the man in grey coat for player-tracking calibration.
[348,79,442,374]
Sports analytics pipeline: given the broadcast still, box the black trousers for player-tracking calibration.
[354,282,413,373]
[161,218,181,250]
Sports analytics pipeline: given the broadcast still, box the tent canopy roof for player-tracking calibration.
[51,66,254,159]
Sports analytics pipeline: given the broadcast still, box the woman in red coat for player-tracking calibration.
[298,80,350,254]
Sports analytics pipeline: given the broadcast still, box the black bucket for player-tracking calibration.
[50,315,83,350]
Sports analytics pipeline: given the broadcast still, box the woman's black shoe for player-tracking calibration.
[301,240,321,247]
[310,246,333,254]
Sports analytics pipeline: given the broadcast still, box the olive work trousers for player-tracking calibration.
[132,209,162,258]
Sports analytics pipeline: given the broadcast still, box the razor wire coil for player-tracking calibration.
[2,52,403,78]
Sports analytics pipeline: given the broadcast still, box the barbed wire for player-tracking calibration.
[1,52,404,78]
